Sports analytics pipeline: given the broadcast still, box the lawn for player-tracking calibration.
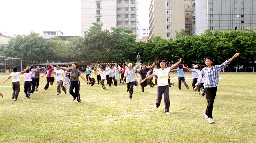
[0,73,255,142]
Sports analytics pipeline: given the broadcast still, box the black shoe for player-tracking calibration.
[73,96,76,101]
[202,93,205,96]
[77,100,81,103]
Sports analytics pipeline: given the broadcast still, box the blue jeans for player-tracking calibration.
[69,81,80,102]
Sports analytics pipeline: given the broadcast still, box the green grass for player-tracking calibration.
[0,74,255,142]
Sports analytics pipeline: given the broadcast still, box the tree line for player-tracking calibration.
[0,23,255,68]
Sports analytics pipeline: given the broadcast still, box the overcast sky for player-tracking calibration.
[0,0,151,36]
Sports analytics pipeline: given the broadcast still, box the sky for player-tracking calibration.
[0,0,151,37]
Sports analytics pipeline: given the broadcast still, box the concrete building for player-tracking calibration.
[81,0,137,36]
[81,0,117,35]
[149,0,185,39]
[192,0,256,35]
[0,33,11,45]
[184,0,193,34]
[42,30,63,40]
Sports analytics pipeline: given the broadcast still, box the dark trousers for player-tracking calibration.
[178,77,189,90]
[69,81,80,102]
[192,78,198,89]
[86,74,90,84]
[57,80,66,93]
[121,73,125,83]
[148,78,155,87]
[90,78,95,86]
[97,75,101,84]
[12,82,20,99]
[35,78,40,88]
[198,83,205,93]
[141,79,147,92]
[44,77,53,90]
[156,86,170,112]
[31,77,36,93]
[204,87,217,118]
[109,76,117,87]
[24,81,32,97]
[101,79,106,89]
[127,82,134,98]
[106,75,110,85]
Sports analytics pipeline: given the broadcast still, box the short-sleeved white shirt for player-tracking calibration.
[10,72,20,82]
[154,68,170,86]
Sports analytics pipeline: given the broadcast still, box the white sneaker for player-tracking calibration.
[57,92,60,95]
[204,113,208,119]
[198,92,200,94]
[13,98,17,101]
[141,92,144,93]
[193,91,196,93]
[207,118,214,124]
[165,112,170,115]
[153,106,158,109]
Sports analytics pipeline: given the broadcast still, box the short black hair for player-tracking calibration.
[74,63,79,69]
[179,65,183,69]
[206,57,214,62]
[13,67,18,72]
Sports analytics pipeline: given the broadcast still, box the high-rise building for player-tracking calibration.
[184,0,193,34]
[81,0,137,36]
[149,0,185,39]
[192,0,256,35]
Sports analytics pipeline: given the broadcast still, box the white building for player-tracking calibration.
[192,0,208,35]
[42,30,63,40]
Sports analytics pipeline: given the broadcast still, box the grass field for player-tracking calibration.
[0,74,255,142]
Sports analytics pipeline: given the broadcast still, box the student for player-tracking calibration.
[146,64,155,88]
[197,65,205,96]
[121,64,126,84]
[30,66,36,93]
[173,65,189,90]
[23,66,36,99]
[54,65,66,95]
[63,65,70,89]
[123,63,140,99]
[3,66,30,101]
[86,65,91,83]
[141,59,182,115]
[109,65,117,87]
[43,60,55,90]
[99,67,106,89]
[60,63,89,102]
[96,64,101,84]
[139,64,149,93]
[105,64,110,86]
[183,65,199,93]
[194,53,240,124]
[34,66,41,91]
[89,67,96,86]
[115,64,121,85]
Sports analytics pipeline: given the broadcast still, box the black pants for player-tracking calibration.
[106,75,110,85]
[148,78,155,87]
[97,75,101,84]
[101,79,106,89]
[121,73,125,83]
[156,86,170,113]
[57,80,66,93]
[204,87,217,118]
[90,78,95,86]
[198,83,204,93]
[109,76,117,87]
[69,81,80,102]
[86,74,90,84]
[192,78,198,89]
[31,77,36,93]
[178,77,189,90]
[24,81,32,97]
[44,77,54,90]
[127,82,134,98]
[141,79,147,92]
[35,78,40,88]
[12,82,20,99]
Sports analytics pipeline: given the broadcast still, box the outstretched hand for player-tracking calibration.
[233,53,240,58]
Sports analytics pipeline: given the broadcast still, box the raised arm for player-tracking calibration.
[21,66,31,74]
[141,73,156,83]
[218,53,240,69]
[3,76,11,83]
[47,60,54,68]
[60,67,69,71]
[170,58,182,71]
[229,53,240,62]
[80,74,90,83]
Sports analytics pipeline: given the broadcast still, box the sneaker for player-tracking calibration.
[153,106,158,110]
[204,113,208,119]
[202,93,205,96]
[193,91,196,93]
[57,92,60,95]
[198,92,200,94]
[165,112,170,115]
[13,98,17,101]
[207,118,214,124]
[141,91,144,93]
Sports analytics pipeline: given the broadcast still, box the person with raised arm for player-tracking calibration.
[141,58,182,115]
[194,53,240,124]
[60,62,89,103]
[42,60,55,90]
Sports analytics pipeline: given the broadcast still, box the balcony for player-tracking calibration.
[95,14,102,17]
[96,0,102,2]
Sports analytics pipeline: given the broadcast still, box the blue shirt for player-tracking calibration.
[86,68,91,74]
[191,69,199,79]
[177,68,184,77]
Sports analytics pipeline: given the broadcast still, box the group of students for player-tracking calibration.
[1,53,240,124]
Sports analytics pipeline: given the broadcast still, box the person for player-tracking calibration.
[0,92,3,98]
[23,66,37,99]
[109,65,117,87]
[105,64,110,86]
[183,65,199,93]
[89,67,96,86]
[54,65,66,95]
[3,66,30,101]
[139,64,149,93]
[197,65,205,96]
[34,66,42,92]
[43,60,55,90]
[86,65,92,84]
[123,63,140,99]
[141,59,182,115]
[63,65,70,89]
[173,65,189,90]
[60,63,89,102]
[194,53,240,124]
[115,64,121,85]
[146,64,155,88]
[99,67,106,89]
[96,64,101,84]
[30,66,36,93]
[121,64,126,84]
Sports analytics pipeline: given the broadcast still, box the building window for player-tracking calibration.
[167,1,171,6]
[96,10,100,15]
[131,14,136,18]
[131,0,135,4]
[124,7,129,11]
[131,21,136,25]
[241,21,244,23]
[131,7,136,11]
[124,0,129,4]
[167,25,171,29]
[167,17,171,22]
[185,24,190,29]
[124,21,129,25]
[117,0,122,4]
[117,14,122,18]
[117,7,122,11]
[117,21,123,25]
[185,12,190,15]
[124,14,129,18]
[241,15,244,17]
[167,9,171,14]
[167,32,171,37]
[185,18,190,22]
[97,18,101,24]
[96,3,101,9]
[185,5,189,8]
[131,28,136,33]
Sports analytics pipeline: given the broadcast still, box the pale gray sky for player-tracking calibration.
[0,0,150,36]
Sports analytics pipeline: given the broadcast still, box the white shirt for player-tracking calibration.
[105,67,110,75]
[154,67,170,86]
[115,69,120,79]
[55,69,64,81]
[10,72,20,82]
[100,71,106,80]
[124,67,136,83]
